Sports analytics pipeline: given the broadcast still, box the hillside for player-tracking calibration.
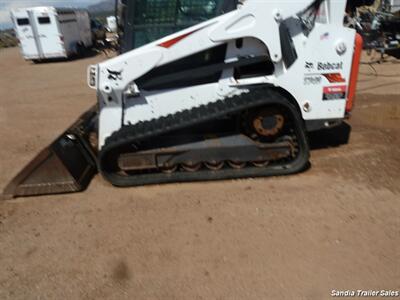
[88,0,115,13]
[0,29,17,49]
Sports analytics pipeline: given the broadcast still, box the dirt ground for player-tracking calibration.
[0,48,399,300]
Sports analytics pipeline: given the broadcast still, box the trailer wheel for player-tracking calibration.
[76,42,85,57]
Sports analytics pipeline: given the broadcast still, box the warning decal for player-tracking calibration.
[323,85,347,100]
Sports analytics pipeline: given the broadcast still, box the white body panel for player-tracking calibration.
[90,0,357,149]
[11,7,92,60]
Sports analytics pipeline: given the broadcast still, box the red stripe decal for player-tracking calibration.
[158,26,205,48]
[322,73,346,83]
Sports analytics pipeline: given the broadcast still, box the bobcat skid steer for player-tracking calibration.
[2,0,363,199]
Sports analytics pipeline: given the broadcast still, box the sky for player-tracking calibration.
[0,0,102,29]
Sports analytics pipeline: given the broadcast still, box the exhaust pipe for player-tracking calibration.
[2,107,98,200]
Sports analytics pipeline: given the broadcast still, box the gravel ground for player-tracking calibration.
[0,48,399,300]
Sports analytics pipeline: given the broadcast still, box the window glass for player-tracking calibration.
[38,17,51,24]
[17,18,30,26]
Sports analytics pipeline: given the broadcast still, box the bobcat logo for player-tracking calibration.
[305,62,314,70]
[107,69,123,80]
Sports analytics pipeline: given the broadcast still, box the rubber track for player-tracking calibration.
[99,86,310,187]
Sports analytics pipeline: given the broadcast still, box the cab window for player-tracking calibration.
[17,18,30,26]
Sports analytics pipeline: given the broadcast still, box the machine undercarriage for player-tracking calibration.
[99,87,309,187]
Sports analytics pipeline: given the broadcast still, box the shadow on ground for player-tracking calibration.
[30,48,100,64]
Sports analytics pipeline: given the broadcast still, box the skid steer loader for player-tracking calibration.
[2,0,364,199]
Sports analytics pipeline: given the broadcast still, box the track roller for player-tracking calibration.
[204,161,224,170]
[227,161,246,169]
[251,161,270,167]
[181,162,202,172]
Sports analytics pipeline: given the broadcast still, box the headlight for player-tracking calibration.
[87,65,97,89]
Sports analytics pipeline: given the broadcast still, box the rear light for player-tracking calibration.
[87,65,97,89]
[346,33,363,113]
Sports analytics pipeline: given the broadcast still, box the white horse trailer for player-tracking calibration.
[10,7,92,61]
[389,0,400,12]
[106,16,117,33]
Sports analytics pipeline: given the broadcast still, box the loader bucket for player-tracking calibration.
[2,107,98,199]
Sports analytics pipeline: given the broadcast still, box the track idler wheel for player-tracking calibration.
[246,107,286,141]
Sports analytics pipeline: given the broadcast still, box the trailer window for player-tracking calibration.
[17,18,30,26]
[38,17,51,24]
